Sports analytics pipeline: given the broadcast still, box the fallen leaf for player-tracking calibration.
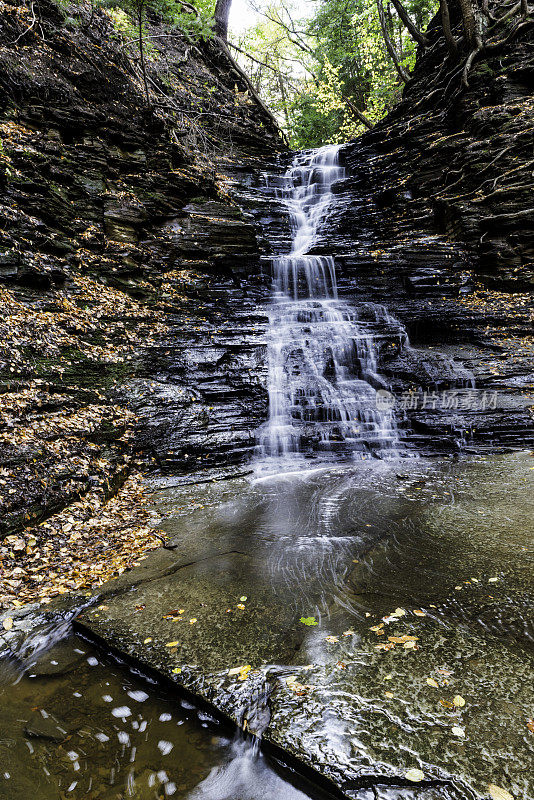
[385,691,394,698]
[239,596,247,602]
[236,604,246,610]
[405,768,425,782]
[426,678,439,688]
[143,637,152,644]
[165,641,179,648]
[189,618,197,624]
[451,726,465,738]
[172,667,181,674]
[453,695,466,707]
[488,785,514,800]
[228,664,252,680]
[413,609,426,617]
[325,635,339,643]
[2,617,13,631]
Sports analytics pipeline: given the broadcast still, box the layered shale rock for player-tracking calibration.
[0,0,283,561]
[325,3,534,454]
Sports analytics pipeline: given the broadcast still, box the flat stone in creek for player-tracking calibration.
[77,551,304,718]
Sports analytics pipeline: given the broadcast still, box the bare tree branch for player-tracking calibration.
[390,0,428,47]
[376,0,410,82]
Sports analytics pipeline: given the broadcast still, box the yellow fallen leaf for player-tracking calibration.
[413,609,426,616]
[488,785,514,800]
[325,635,339,643]
[238,665,252,680]
[451,726,465,737]
[453,695,466,707]
[228,664,252,680]
[143,637,152,644]
[189,618,197,624]
[385,691,394,698]
[239,596,247,602]
[403,641,417,649]
[405,768,425,782]
[2,617,13,631]
[426,678,439,688]
[166,641,179,647]
[172,667,181,674]
[237,604,246,610]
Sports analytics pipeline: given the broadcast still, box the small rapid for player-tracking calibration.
[258,145,404,462]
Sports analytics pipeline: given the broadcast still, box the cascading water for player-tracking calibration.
[258,145,400,461]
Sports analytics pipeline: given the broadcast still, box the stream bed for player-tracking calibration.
[74,450,533,800]
[1,451,533,799]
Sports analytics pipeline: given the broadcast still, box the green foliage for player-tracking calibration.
[300,616,318,626]
[86,0,216,42]
[232,0,437,147]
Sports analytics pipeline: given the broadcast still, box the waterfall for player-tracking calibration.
[258,145,400,461]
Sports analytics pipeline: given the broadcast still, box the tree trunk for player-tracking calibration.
[137,4,150,103]
[440,0,458,56]
[277,70,291,130]
[214,0,232,41]
[376,0,410,82]
[390,0,428,47]
[457,0,479,46]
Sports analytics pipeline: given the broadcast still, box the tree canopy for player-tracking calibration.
[230,0,534,147]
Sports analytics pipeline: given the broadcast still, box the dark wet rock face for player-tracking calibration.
[0,0,284,542]
[316,142,534,455]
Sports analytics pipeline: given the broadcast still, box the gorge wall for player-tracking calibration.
[0,0,283,603]
[0,0,532,608]
[323,3,533,454]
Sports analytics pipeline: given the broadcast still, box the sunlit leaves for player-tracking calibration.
[300,616,318,626]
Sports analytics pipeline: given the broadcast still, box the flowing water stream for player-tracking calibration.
[259,145,402,462]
